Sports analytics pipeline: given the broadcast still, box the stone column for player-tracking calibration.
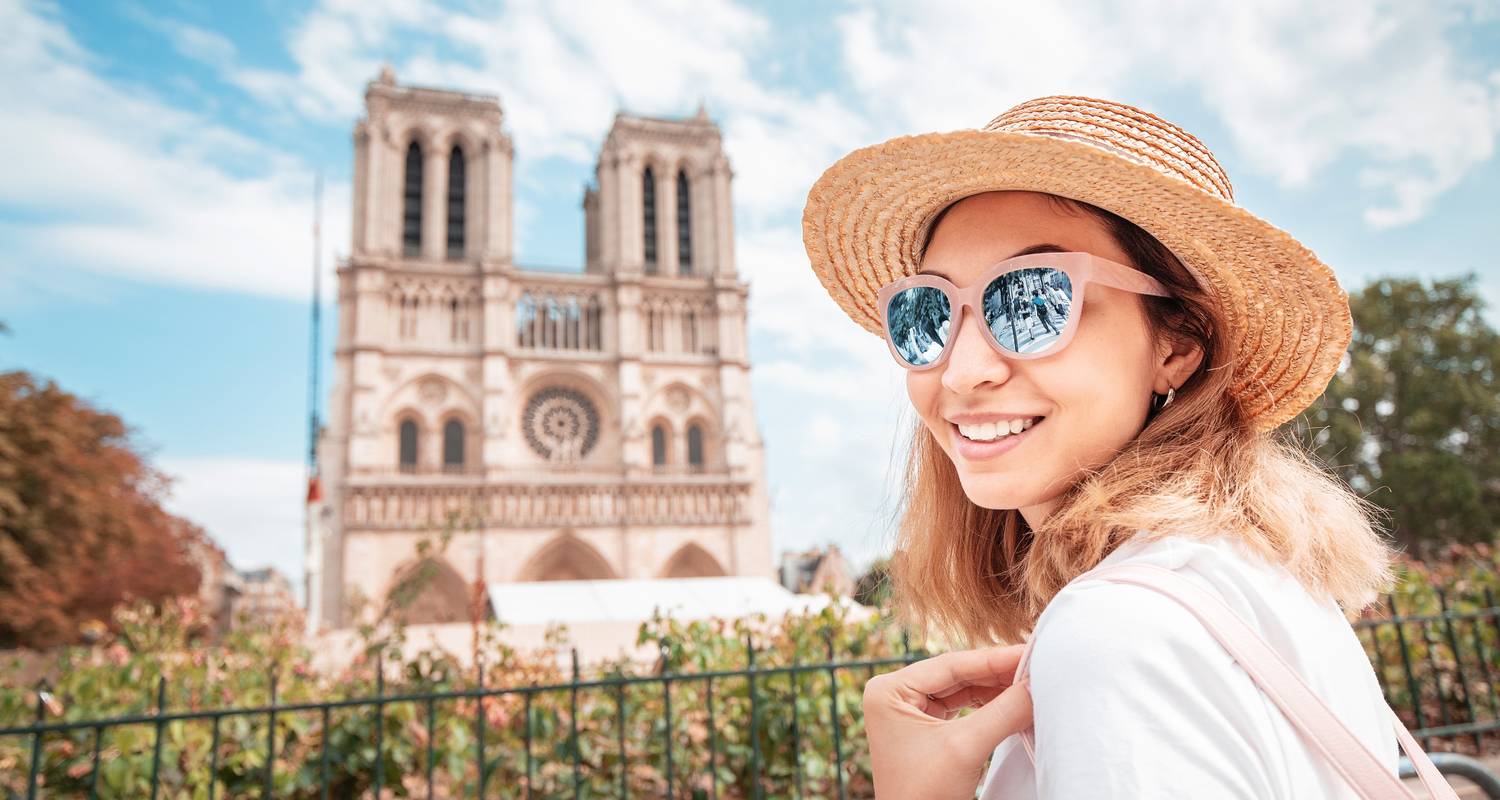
[485,134,513,264]
[468,141,485,264]
[423,143,447,262]
[712,156,736,278]
[618,155,643,273]
[351,121,370,256]
[659,160,678,275]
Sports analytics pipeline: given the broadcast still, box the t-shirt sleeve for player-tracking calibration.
[1028,580,1282,798]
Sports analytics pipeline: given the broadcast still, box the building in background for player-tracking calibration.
[779,544,855,597]
[187,532,303,634]
[308,68,773,638]
[235,568,301,629]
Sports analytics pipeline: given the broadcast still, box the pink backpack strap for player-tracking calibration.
[1012,562,1459,800]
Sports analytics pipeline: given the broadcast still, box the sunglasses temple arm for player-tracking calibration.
[1088,259,1172,297]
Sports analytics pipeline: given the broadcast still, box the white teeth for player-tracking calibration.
[957,417,1039,442]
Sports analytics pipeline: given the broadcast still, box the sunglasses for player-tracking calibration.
[877,251,1171,370]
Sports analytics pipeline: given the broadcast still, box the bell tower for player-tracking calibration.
[349,64,513,265]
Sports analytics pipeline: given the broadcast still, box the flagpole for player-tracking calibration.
[304,173,324,634]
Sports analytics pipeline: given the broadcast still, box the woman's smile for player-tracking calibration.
[950,415,1045,460]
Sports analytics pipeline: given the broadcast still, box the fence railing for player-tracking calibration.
[1354,588,1500,754]
[2,634,926,799]
[5,589,1500,799]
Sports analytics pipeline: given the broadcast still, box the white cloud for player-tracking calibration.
[10,0,1498,589]
[833,0,1500,229]
[124,5,238,70]
[159,457,307,598]
[0,0,346,299]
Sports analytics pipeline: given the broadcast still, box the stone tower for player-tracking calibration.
[308,69,771,630]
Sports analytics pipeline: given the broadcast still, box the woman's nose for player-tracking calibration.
[941,305,1012,394]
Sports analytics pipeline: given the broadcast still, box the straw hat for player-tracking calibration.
[801,95,1352,432]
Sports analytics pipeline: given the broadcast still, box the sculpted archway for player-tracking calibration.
[660,542,726,578]
[385,557,471,624]
[519,532,619,581]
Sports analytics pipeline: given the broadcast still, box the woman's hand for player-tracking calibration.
[862,643,1033,800]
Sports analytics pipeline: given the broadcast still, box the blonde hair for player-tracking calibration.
[886,194,1400,649]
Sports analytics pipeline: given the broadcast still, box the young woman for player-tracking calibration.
[801,96,1406,798]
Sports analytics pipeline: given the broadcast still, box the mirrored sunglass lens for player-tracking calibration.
[887,286,951,366]
[981,267,1074,353]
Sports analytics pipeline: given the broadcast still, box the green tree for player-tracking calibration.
[854,555,892,609]
[1289,274,1500,556]
[0,371,201,648]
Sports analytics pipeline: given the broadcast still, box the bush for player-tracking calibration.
[1,589,920,798]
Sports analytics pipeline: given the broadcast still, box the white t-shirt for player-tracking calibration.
[977,532,1399,799]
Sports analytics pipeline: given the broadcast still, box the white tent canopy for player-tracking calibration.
[487,575,851,625]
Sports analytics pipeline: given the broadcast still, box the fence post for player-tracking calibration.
[373,652,385,800]
[149,676,166,800]
[26,681,46,800]
[1389,592,1431,750]
[706,675,718,800]
[747,633,761,800]
[663,643,674,800]
[571,647,583,800]
[476,656,487,797]
[525,682,535,798]
[318,704,329,800]
[613,673,625,800]
[209,709,224,800]
[265,671,278,798]
[1436,587,1481,752]
[90,723,103,800]
[825,633,846,800]
[790,646,803,800]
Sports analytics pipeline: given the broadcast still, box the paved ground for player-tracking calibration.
[1404,753,1500,799]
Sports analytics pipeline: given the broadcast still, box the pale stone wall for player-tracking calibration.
[309,70,771,631]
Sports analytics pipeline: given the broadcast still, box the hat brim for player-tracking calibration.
[801,128,1352,432]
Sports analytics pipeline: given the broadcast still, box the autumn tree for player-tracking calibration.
[1288,273,1500,556]
[0,371,201,648]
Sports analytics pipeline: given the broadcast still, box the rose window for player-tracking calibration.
[522,387,600,462]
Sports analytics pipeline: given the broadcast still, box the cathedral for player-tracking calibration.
[306,68,773,631]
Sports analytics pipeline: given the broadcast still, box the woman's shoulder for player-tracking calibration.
[1029,531,1343,674]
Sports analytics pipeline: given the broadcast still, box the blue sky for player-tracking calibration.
[3,0,1499,591]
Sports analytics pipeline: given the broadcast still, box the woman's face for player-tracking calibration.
[905,191,1199,525]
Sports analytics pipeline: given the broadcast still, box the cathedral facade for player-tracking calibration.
[307,68,772,630]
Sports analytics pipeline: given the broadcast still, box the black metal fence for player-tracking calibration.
[2,634,925,799]
[4,590,1499,799]
[1355,588,1500,753]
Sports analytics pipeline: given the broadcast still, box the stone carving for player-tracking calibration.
[418,377,448,404]
[522,387,600,462]
[665,385,689,412]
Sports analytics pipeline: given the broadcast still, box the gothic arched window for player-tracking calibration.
[398,418,419,471]
[443,419,465,470]
[676,170,692,275]
[402,142,423,257]
[687,424,704,471]
[652,424,668,467]
[643,167,657,271]
[446,146,466,260]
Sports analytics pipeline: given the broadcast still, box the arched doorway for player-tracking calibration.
[384,557,472,624]
[660,543,726,578]
[518,533,618,581]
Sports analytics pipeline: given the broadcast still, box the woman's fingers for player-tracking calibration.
[891,644,1025,698]
[922,684,1004,717]
[949,679,1034,761]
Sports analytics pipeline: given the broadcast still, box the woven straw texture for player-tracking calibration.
[801,95,1352,432]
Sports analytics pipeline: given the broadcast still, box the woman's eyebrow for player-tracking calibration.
[918,243,1069,279]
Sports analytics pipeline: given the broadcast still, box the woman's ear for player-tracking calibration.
[1155,333,1205,394]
